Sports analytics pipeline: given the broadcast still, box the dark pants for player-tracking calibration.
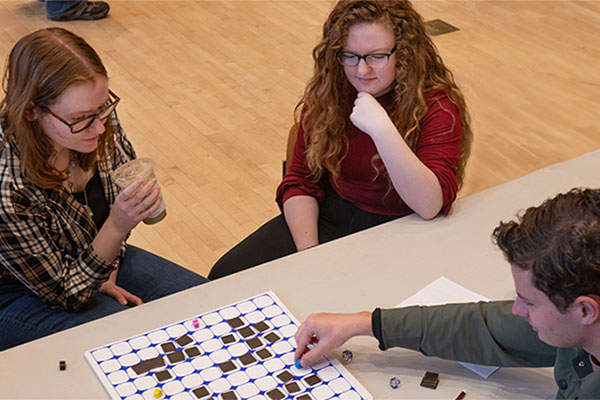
[209,184,400,279]
[45,1,85,18]
[0,246,208,351]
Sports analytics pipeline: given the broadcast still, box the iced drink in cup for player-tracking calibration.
[112,158,167,224]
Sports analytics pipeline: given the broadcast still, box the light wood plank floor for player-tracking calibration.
[1,1,599,277]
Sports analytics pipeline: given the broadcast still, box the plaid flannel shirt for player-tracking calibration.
[0,112,136,311]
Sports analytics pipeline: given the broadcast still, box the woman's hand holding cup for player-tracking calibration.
[109,178,162,235]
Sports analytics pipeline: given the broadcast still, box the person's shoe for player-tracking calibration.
[49,1,110,21]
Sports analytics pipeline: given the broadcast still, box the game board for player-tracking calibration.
[85,291,373,400]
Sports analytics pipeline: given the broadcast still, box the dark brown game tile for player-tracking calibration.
[303,374,322,387]
[184,346,202,359]
[238,326,255,338]
[245,337,263,349]
[420,371,439,389]
[218,360,238,373]
[131,356,165,375]
[255,348,273,360]
[154,369,173,382]
[264,332,281,344]
[221,334,236,344]
[220,390,239,400]
[226,317,245,329]
[285,381,302,394]
[295,394,313,400]
[192,386,211,399]
[276,370,294,383]
[253,321,270,332]
[167,350,186,364]
[175,334,194,347]
[161,342,176,353]
[266,388,286,400]
[239,352,258,366]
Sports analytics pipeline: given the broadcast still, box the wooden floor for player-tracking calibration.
[1,1,599,277]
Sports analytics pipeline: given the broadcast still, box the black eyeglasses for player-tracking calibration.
[39,90,120,134]
[337,45,397,68]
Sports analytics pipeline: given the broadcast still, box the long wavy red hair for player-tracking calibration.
[297,0,472,189]
[0,27,115,189]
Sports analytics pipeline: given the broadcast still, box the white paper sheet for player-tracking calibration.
[396,276,500,378]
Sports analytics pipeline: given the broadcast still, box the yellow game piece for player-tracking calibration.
[153,388,163,399]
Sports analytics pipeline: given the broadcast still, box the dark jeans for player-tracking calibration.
[209,184,400,279]
[0,245,208,351]
[45,1,85,18]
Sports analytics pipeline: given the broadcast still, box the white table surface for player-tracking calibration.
[3,149,600,399]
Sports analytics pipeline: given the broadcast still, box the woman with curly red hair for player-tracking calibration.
[210,0,473,279]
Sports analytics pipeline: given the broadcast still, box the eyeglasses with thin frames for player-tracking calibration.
[38,90,120,134]
[337,45,397,68]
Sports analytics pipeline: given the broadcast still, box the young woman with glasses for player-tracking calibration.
[0,27,208,350]
[209,0,473,279]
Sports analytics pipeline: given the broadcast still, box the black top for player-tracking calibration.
[72,169,109,229]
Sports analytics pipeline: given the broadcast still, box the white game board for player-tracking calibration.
[85,291,372,400]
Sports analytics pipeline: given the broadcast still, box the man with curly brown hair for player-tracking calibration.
[295,187,600,399]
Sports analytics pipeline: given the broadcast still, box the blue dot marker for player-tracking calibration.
[295,358,302,369]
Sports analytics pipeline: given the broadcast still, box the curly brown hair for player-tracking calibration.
[0,27,115,189]
[297,0,472,189]
[493,188,600,312]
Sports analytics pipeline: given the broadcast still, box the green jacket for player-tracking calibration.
[377,301,600,399]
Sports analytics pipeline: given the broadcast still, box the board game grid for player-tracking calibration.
[85,291,372,400]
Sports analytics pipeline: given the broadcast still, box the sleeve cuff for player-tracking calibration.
[372,308,385,350]
[82,244,118,281]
